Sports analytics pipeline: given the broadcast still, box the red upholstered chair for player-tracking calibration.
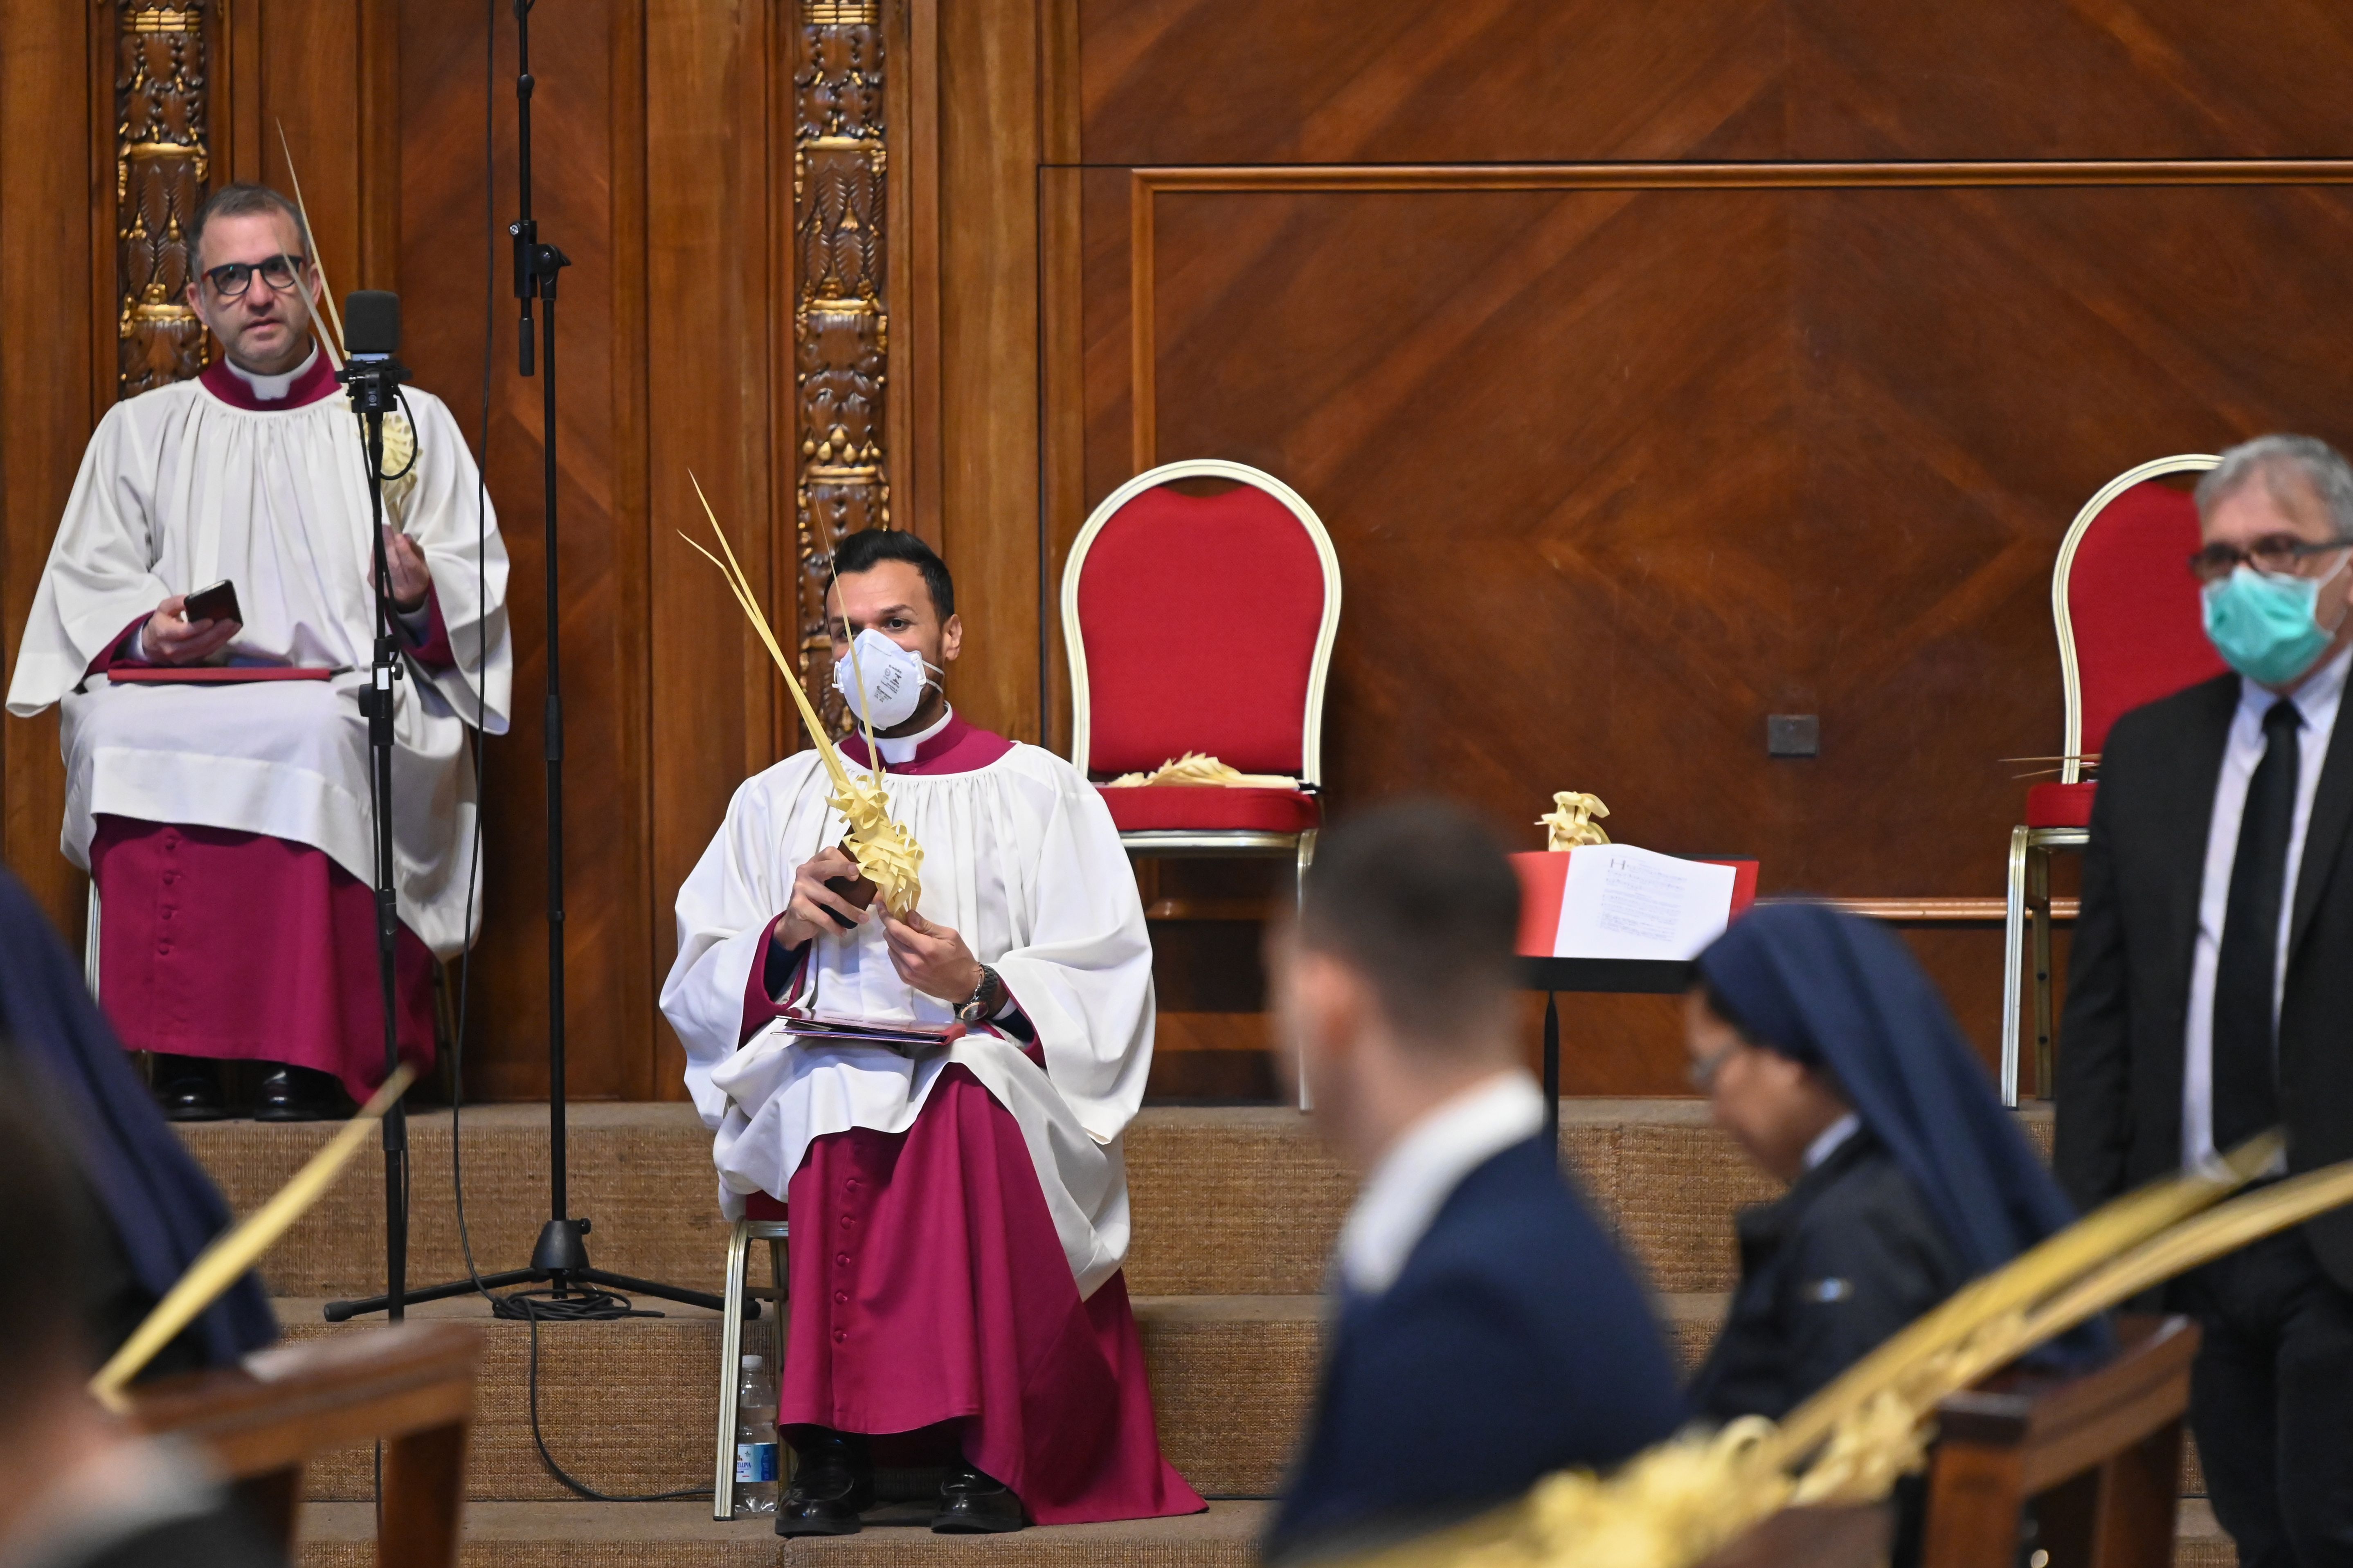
[2002,456,2223,1103]
[1062,458,1341,1107]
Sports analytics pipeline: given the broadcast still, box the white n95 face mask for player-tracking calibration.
[832,627,934,729]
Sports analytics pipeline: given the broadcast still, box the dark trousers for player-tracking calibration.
[2170,1227,2353,1568]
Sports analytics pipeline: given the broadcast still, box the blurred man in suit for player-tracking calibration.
[2058,434,2353,1568]
[0,1056,286,1568]
[1263,801,1684,1564]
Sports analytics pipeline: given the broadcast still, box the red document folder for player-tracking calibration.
[106,666,336,685]
[1510,851,1759,958]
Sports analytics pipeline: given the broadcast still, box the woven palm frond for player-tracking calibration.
[683,475,922,919]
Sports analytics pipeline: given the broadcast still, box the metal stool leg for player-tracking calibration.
[712,1220,751,1520]
[767,1231,791,1487]
[2028,839,2057,1101]
[2000,825,2030,1108]
[1295,829,1318,1113]
[84,881,102,1000]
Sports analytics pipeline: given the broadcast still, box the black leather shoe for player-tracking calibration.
[254,1063,346,1123]
[152,1054,228,1122]
[931,1459,1026,1534]
[776,1429,873,1537]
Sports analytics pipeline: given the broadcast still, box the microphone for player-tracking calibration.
[345,289,401,359]
[337,289,412,420]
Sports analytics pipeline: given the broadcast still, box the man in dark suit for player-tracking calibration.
[0,1055,288,1568]
[2058,434,2353,1568]
[1262,802,1685,1565]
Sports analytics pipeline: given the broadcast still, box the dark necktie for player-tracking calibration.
[2213,698,2301,1150]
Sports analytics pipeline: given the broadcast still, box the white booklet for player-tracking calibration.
[1551,844,1737,961]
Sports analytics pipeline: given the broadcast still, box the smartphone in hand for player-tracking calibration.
[184,579,242,626]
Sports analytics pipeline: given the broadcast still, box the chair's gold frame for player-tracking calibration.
[2001,454,2217,1105]
[1062,458,1343,1111]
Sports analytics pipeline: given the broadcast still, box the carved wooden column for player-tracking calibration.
[116,0,212,399]
[792,0,888,732]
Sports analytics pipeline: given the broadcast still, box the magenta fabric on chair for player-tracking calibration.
[1073,483,1326,780]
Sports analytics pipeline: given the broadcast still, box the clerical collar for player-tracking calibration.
[838,708,1015,776]
[197,346,342,411]
[874,706,953,764]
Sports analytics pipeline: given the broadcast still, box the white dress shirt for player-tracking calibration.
[1334,1070,1547,1297]
[2180,645,2351,1167]
[1804,1111,1862,1172]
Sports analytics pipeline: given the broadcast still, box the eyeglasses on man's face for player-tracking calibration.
[200,253,309,300]
[2188,535,2353,586]
[1687,1039,1743,1092]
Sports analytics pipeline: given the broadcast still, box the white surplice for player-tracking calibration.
[3,366,511,958]
[661,738,1156,1296]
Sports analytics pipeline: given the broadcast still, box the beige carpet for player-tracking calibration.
[297,1500,1272,1568]
[197,1098,2226,1567]
[182,1100,1865,1301]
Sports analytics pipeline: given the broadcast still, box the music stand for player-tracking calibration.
[1514,854,1759,1160]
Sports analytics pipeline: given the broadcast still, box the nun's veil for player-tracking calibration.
[1693,901,2079,1283]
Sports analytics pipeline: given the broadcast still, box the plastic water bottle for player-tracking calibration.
[733,1354,780,1516]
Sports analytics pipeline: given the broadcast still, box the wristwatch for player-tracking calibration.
[956,964,1003,1024]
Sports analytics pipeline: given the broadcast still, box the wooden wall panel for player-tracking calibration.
[933,0,1044,743]
[253,4,366,296]
[1067,151,2353,1091]
[0,1,97,941]
[1079,0,1784,167]
[1076,0,2353,166]
[645,0,781,1098]
[1102,178,2353,901]
[15,0,2353,1101]
[395,0,658,1101]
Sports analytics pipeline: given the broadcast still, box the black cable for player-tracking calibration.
[381,389,423,482]
[498,1287,709,1503]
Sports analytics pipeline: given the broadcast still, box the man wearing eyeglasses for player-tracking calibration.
[2057,434,2353,1568]
[4,182,510,1123]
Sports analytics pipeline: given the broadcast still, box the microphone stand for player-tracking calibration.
[327,0,723,1322]
[342,346,413,1323]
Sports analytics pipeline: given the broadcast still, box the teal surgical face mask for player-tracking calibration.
[2202,564,2340,687]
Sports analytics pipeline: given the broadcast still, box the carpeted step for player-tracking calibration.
[274,1286,2195,1509]
[296,1498,1273,1568]
[293,1498,2231,1568]
[181,1105,738,1302]
[273,1293,1325,1503]
[182,1100,2054,1299]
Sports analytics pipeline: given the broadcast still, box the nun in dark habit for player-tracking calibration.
[1683,901,2092,1423]
[0,867,274,1375]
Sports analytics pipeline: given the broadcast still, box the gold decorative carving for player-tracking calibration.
[792,0,889,735]
[116,0,211,399]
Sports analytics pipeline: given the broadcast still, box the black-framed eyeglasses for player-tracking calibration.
[200,253,308,299]
[1687,1040,1743,1092]
[2189,535,2353,585]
